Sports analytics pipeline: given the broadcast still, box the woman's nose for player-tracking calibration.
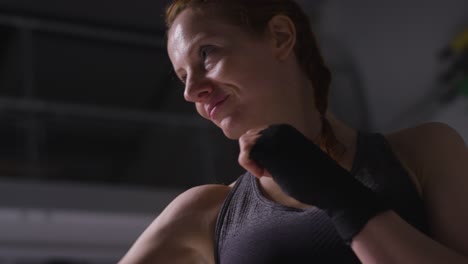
[183,73,213,103]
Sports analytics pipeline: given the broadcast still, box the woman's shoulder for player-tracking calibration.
[383,122,466,191]
[384,121,465,157]
[144,184,232,236]
[168,184,232,219]
[118,184,233,263]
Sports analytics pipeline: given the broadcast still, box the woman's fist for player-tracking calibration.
[238,127,272,178]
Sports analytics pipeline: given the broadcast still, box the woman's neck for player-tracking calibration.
[325,112,358,170]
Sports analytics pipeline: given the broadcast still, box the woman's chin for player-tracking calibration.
[219,118,244,140]
[220,126,242,140]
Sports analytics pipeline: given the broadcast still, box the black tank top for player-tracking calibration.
[214,131,429,264]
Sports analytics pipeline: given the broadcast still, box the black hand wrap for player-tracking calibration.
[249,124,389,243]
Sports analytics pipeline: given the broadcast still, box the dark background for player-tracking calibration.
[0,0,466,263]
[0,0,243,190]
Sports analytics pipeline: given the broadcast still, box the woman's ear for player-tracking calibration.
[266,15,297,61]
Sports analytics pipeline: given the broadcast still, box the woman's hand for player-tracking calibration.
[246,124,388,243]
[238,127,272,178]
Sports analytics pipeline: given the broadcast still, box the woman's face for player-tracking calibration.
[167,8,303,139]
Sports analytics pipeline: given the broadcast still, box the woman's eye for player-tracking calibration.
[200,45,215,60]
[173,71,186,85]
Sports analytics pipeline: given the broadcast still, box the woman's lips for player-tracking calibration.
[208,95,230,119]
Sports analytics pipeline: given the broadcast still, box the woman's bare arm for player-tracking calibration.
[351,122,468,263]
[118,184,230,264]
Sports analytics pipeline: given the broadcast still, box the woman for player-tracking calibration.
[119,0,468,263]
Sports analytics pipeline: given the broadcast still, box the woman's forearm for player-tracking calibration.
[351,211,468,264]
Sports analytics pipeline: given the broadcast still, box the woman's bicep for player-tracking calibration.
[421,123,468,256]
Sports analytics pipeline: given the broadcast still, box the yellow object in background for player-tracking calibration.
[450,28,468,54]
